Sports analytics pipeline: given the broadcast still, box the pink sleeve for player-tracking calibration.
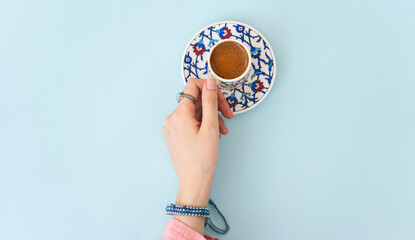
[163,219,219,240]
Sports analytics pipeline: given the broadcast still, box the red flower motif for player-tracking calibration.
[254,80,264,93]
[222,27,232,39]
[193,45,206,56]
[227,99,238,108]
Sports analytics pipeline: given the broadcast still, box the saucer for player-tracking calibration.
[182,21,276,114]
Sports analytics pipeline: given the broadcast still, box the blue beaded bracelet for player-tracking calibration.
[166,203,210,218]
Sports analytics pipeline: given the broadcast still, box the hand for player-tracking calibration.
[162,78,233,235]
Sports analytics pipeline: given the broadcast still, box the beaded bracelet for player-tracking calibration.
[166,203,210,218]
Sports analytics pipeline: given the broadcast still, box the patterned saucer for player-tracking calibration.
[182,21,276,114]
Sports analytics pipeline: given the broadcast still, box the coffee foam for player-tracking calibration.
[210,41,249,79]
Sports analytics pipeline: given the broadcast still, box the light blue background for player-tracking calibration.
[1,0,414,239]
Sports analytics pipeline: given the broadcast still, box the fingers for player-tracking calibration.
[218,115,228,135]
[176,78,204,116]
[217,89,234,119]
[200,79,219,133]
[178,78,234,120]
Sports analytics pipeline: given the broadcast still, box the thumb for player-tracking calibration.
[200,78,219,132]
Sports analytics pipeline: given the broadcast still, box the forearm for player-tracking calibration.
[174,172,214,235]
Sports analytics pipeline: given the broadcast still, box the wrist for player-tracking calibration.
[176,172,214,207]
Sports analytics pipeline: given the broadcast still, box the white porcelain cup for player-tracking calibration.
[207,39,252,90]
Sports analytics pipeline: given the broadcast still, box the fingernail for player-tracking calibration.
[207,78,217,90]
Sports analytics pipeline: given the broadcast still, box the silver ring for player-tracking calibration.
[177,92,196,104]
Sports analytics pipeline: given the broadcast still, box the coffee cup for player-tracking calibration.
[208,39,252,90]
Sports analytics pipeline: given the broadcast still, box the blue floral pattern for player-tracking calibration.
[182,21,276,114]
